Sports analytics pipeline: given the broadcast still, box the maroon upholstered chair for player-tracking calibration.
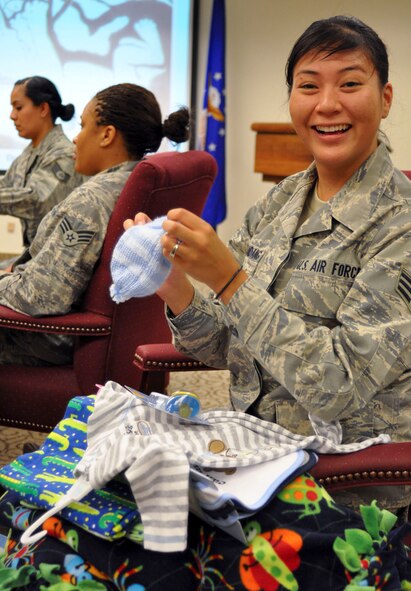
[134,168,411,495]
[0,150,217,432]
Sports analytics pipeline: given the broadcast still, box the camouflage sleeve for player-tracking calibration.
[225,214,411,423]
[0,154,76,220]
[169,188,282,368]
[0,190,102,316]
[0,158,19,189]
[168,289,232,369]
[228,186,282,262]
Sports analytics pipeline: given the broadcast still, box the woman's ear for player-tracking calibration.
[100,125,117,147]
[40,102,51,119]
[381,82,393,119]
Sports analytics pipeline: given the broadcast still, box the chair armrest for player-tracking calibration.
[134,343,213,372]
[0,304,112,335]
[311,442,411,492]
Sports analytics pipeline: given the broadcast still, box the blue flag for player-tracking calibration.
[200,0,226,228]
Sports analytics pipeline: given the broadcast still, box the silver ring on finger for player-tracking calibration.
[170,242,180,259]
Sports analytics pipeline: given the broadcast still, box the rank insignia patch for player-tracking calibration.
[52,162,69,182]
[396,267,411,311]
[59,217,95,247]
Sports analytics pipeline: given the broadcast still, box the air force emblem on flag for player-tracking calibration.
[396,267,411,311]
[59,217,95,247]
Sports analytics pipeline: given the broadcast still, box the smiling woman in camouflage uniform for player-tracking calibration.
[0,76,83,258]
[129,17,411,516]
[1,18,411,590]
[0,83,189,367]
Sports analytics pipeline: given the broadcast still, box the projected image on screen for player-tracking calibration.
[0,0,192,170]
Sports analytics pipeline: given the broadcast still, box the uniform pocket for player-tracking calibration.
[340,393,398,442]
[340,405,374,442]
[372,392,398,437]
[275,399,315,436]
[280,273,353,319]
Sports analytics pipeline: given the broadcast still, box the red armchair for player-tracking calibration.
[0,150,217,432]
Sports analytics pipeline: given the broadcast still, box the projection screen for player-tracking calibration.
[0,0,195,171]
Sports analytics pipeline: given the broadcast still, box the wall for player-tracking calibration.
[198,0,411,242]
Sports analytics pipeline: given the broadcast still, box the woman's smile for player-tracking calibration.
[313,124,351,134]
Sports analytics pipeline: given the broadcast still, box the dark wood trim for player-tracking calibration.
[251,122,313,182]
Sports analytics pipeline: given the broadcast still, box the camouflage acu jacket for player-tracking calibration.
[169,143,411,445]
[0,124,84,246]
[0,160,137,364]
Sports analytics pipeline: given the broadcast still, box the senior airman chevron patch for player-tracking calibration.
[396,267,411,311]
[59,217,95,247]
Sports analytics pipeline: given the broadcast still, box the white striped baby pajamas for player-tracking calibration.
[74,381,390,552]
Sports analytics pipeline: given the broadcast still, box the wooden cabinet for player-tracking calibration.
[251,122,313,182]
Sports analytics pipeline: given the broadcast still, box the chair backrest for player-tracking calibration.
[73,150,218,392]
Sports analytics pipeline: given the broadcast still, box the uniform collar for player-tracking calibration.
[29,124,64,155]
[329,143,395,231]
[98,160,139,176]
[277,163,332,238]
[293,202,332,237]
[280,143,395,237]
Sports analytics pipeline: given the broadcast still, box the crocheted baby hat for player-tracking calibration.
[110,215,171,303]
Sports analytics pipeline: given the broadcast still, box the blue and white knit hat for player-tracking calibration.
[110,215,171,303]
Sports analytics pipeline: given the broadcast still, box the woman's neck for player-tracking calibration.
[31,122,55,148]
[315,166,355,201]
[315,145,380,201]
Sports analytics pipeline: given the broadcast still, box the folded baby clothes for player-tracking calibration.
[110,215,171,302]
[0,382,392,555]
[73,381,390,553]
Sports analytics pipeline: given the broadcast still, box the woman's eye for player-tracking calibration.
[343,81,361,88]
[299,83,317,90]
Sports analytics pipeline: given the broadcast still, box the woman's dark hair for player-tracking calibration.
[285,16,389,93]
[93,83,190,160]
[14,76,75,123]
